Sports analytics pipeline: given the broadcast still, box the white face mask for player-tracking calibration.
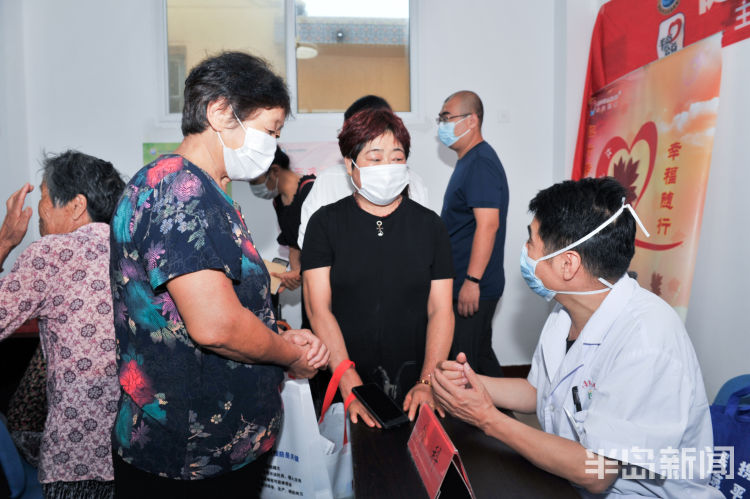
[249,174,278,199]
[350,160,410,206]
[217,113,277,181]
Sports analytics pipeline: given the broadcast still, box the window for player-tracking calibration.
[164,0,412,115]
[165,0,286,115]
[294,0,410,113]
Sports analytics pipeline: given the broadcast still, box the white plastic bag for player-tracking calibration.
[261,377,353,499]
[318,402,353,498]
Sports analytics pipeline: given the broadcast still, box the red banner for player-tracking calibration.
[572,0,750,179]
[585,36,722,316]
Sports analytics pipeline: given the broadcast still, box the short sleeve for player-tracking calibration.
[408,170,430,207]
[464,158,505,209]
[581,349,691,463]
[298,177,315,204]
[136,171,240,290]
[298,183,322,250]
[430,216,454,280]
[526,341,544,390]
[300,207,333,271]
[276,177,315,250]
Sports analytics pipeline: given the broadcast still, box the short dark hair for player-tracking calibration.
[181,51,291,136]
[338,108,410,161]
[273,146,290,170]
[528,177,635,282]
[444,90,484,126]
[344,95,392,121]
[41,150,126,223]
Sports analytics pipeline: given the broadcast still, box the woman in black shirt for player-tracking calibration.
[250,147,315,294]
[302,108,454,425]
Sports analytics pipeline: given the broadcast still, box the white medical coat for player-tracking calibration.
[297,163,429,249]
[527,275,721,498]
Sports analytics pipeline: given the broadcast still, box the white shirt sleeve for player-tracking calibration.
[298,165,353,249]
[408,170,429,208]
[298,180,322,250]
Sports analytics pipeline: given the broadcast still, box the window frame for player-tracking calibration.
[157,0,420,125]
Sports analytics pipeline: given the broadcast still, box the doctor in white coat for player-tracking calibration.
[432,177,720,498]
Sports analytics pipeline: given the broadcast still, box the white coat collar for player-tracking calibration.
[577,274,636,345]
[541,274,636,386]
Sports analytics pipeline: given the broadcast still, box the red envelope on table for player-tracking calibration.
[407,406,475,499]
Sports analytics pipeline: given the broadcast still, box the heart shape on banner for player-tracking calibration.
[595,121,682,251]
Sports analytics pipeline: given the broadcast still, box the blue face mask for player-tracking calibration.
[520,244,558,302]
[437,116,469,147]
[520,200,651,302]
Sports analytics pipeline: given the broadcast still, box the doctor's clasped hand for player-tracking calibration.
[432,352,497,429]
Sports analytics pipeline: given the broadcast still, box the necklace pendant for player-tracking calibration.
[376,220,383,237]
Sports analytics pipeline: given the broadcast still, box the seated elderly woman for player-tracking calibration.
[0,150,125,498]
[302,108,455,425]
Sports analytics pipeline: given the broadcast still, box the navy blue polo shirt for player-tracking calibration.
[440,141,509,300]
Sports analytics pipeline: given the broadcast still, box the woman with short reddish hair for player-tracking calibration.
[302,108,455,426]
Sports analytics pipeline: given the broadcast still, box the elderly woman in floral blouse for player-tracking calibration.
[0,150,125,498]
[109,51,328,496]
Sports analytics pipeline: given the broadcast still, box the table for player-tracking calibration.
[351,414,580,498]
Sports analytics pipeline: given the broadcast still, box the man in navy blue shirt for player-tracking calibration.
[438,90,508,376]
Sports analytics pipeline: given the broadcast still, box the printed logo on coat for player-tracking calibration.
[582,379,597,400]
[657,12,685,58]
[658,0,680,15]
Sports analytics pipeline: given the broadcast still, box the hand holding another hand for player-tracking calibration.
[432,354,495,429]
[281,328,329,378]
[272,269,302,293]
[435,352,470,388]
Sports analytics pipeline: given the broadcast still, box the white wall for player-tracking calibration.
[686,40,750,399]
[1,0,745,398]
[0,0,32,260]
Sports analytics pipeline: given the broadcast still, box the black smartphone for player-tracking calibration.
[352,383,410,429]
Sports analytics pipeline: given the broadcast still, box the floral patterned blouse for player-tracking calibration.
[0,223,119,483]
[110,155,284,480]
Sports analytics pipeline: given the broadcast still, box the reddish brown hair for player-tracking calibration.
[338,108,411,161]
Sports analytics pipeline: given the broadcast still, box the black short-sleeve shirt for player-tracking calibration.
[302,196,453,401]
[273,175,315,250]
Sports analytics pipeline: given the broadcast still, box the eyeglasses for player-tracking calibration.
[435,113,470,125]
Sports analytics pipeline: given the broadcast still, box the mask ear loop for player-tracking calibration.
[540,205,627,262]
[623,203,650,238]
[229,106,248,132]
[537,198,652,291]
[541,198,651,264]
[597,201,650,288]
[216,106,246,146]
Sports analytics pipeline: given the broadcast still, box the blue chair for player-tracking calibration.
[714,374,750,406]
[0,414,43,499]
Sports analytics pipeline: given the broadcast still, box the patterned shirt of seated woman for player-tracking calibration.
[302,108,455,426]
[0,150,126,498]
